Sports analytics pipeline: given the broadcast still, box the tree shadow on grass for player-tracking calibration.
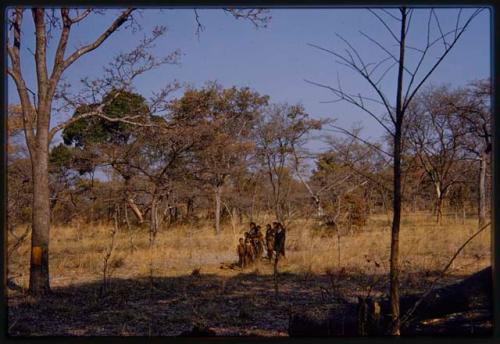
[7,268,490,337]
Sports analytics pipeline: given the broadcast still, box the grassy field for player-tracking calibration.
[7,212,491,336]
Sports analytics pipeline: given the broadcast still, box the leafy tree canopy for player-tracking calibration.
[62,90,150,148]
[49,143,73,172]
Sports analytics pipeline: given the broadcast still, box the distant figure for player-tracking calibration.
[249,222,258,237]
[274,222,286,258]
[244,236,256,266]
[265,224,275,259]
[237,238,246,268]
[253,225,265,258]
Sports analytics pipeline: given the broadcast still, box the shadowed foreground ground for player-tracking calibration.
[7,266,491,337]
[7,214,492,336]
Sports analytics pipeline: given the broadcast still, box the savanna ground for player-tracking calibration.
[7,212,491,336]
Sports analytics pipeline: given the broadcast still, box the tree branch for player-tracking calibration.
[368,8,401,43]
[49,90,155,140]
[327,125,392,157]
[7,8,36,149]
[49,8,72,88]
[61,8,135,72]
[32,9,50,111]
[403,9,483,112]
[69,8,92,23]
[305,78,395,136]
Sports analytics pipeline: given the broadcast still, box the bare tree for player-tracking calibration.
[306,7,483,334]
[451,79,491,228]
[405,85,468,224]
[256,103,322,223]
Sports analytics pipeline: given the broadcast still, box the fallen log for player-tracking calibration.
[288,266,492,336]
[400,266,492,325]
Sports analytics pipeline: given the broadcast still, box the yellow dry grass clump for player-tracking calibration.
[7,211,491,290]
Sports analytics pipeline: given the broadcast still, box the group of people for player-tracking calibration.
[237,221,286,268]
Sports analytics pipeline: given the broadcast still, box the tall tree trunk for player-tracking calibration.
[436,194,444,225]
[314,196,324,218]
[390,125,402,335]
[149,195,158,246]
[29,147,51,295]
[275,197,285,224]
[124,203,131,230]
[8,7,136,300]
[462,203,466,225]
[214,186,222,235]
[389,7,407,336]
[169,206,178,224]
[478,152,487,229]
[186,197,194,220]
[433,183,444,224]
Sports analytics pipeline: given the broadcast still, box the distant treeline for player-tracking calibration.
[8,79,491,233]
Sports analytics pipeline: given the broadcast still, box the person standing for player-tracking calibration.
[265,224,275,260]
[274,222,286,258]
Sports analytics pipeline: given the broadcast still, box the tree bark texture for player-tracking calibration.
[29,146,51,295]
[389,7,407,336]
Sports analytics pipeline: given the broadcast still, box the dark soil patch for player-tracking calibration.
[7,268,489,336]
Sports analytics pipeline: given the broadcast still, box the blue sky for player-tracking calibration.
[8,8,490,152]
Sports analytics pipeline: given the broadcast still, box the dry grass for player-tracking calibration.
[7,211,491,290]
[6,211,491,336]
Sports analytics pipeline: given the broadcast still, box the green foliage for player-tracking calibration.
[49,143,73,172]
[72,150,100,176]
[62,90,150,148]
[75,178,95,192]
